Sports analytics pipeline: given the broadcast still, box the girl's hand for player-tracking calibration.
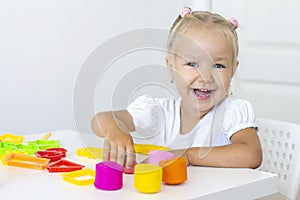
[103,128,136,169]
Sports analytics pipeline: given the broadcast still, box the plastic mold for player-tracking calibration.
[1,151,28,165]
[16,143,39,155]
[5,154,50,170]
[0,133,24,144]
[35,148,67,162]
[35,150,64,163]
[76,147,103,159]
[0,141,17,154]
[41,132,52,140]
[61,168,95,186]
[28,139,61,150]
[134,144,171,155]
[47,159,85,173]
[46,148,67,157]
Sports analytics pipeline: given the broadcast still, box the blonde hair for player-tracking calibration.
[167,10,239,62]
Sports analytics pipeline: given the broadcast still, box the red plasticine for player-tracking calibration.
[123,160,137,174]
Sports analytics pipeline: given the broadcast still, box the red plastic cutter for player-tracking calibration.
[47,159,85,173]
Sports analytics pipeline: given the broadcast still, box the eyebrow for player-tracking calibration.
[180,54,200,61]
[213,55,230,62]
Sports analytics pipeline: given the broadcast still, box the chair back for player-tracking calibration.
[257,118,300,200]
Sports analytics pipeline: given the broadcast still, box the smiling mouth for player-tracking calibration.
[193,88,213,98]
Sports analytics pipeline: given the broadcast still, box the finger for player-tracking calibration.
[103,140,110,161]
[139,157,148,164]
[109,144,118,162]
[117,147,126,167]
[125,146,136,168]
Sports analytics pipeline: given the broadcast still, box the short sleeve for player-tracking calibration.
[222,99,257,139]
[126,95,165,139]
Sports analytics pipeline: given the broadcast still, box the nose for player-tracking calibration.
[194,65,213,83]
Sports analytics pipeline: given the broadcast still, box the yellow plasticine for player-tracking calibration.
[76,147,103,160]
[134,164,163,193]
[61,168,95,186]
[134,144,171,155]
[0,133,24,144]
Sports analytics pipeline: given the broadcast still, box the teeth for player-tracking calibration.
[199,89,209,92]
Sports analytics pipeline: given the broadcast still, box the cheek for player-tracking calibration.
[174,68,196,85]
[213,71,232,89]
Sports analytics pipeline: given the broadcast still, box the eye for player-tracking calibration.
[187,62,198,67]
[212,63,225,69]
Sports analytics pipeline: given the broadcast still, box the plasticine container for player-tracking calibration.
[134,164,162,193]
[159,157,187,185]
[94,161,123,190]
[147,150,175,166]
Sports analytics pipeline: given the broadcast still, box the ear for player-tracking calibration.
[166,55,175,81]
[232,59,239,75]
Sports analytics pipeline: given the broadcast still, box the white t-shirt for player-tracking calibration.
[127,95,256,149]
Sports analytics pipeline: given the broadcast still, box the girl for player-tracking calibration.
[91,8,262,169]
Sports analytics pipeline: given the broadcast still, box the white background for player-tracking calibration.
[0,0,188,134]
[1,0,299,134]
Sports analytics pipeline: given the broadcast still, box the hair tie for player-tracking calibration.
[228,18,238,28]
[180,7,192,18]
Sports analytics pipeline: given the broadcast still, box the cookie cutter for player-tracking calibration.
[35,147,67,162]
[35,150,64,163]
[47,147,67,157]
[0,133,24,144]
[0,141,17,154]
[16,143,40,155]
[5,154,50,170]
[47,159,85,173]
[134,144,171,155]
[76,147,103,160]
[61,168,95,186]
[1,150,28,165]
[27,139,61,150]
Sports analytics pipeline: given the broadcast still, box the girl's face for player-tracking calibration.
[166,26,238,115]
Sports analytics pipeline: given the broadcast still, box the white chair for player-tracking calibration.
[256,118,300,200]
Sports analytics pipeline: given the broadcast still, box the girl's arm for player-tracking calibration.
[91,110,136,168]
[173,128,262,169]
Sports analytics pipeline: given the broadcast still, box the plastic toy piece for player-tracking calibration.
[1,151,28,165]
[134,144,171,155]
[35,150,64,163]
[0,133,24,144]
[16,143,39,155]
[0,141,17,154]
[41,132,52,140]
[61,169,95,186]
[46,147,67,157]
[28,139,61,150]
[0,142,39,155]
[76,147,103,160]
[5,154,50,170]
[47,159,85,173]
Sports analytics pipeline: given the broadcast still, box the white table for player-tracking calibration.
[0,130,278,200]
